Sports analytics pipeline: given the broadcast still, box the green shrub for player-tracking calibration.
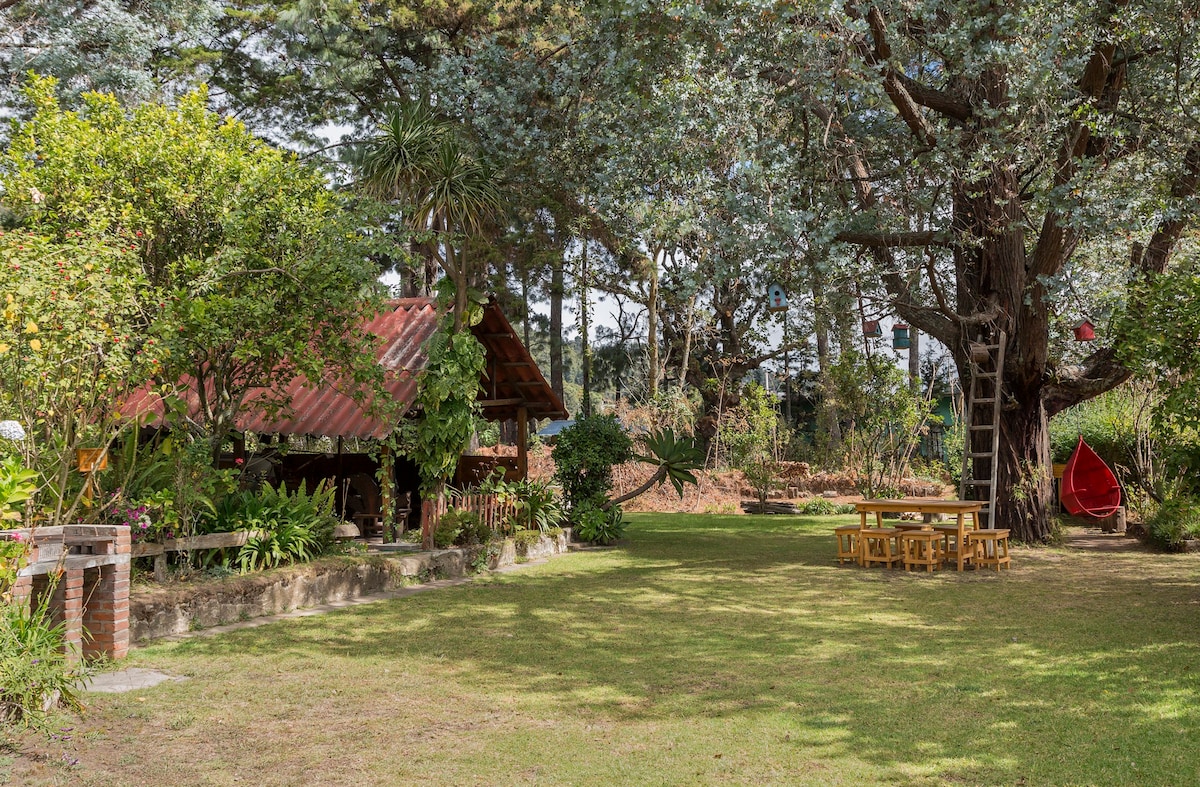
[513,528,543,550]
[719,383,783,504]
[1,537,29,594]
[573,503,627,545]
[1,582,88,736]
[474,471,567,535]
[513,478,567,533]
[440,508,489,547]
[552,415,633,515]
[433,518,461,549]
[794,499,857,516]
[0,457,37,524]
[1146,496,1200,551]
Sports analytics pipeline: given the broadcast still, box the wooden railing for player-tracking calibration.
[131,531,259,581]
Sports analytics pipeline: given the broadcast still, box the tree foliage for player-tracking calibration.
[1,77,391,455]
[0,229,157,523]
[0,0,218,108]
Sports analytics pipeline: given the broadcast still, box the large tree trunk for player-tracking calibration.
[549,255,565,406]
[579,241,592,417]
[995,395,1054,543]
[646,249,660,399]
[812,276,842,451]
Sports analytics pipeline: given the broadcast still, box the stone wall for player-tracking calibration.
[131,531,573,643]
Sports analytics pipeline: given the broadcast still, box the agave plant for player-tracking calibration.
[606,428,704,509]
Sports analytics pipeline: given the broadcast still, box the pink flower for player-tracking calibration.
[235,458,244,466]
[12,532,25,542]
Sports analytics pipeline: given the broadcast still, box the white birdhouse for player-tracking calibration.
[767,283,788,312]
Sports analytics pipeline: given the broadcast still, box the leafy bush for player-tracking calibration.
[572,503,627,545]
[440,508,490,547]
[826,351,935,498]
[1,582,88,736]
[0,457,37,523]
[718,384,783,504]
[432,518,461,549]
[1145,496,1200,551]
[552,415,633,515]
[513,528,543,550]
[474,470,566,534]
[511,479,566,533]
[0,537,29,594]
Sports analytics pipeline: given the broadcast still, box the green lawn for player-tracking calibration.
[9,513,1200,785]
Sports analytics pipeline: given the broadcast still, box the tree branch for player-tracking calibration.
[1043,347,1131,418]
[834,230,949,247]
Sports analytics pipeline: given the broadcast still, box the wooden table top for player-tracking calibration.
[854,498,984,514]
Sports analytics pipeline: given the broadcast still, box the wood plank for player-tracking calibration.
[131,542,165,558]
[164,531,254,551]
[478,397,524,407]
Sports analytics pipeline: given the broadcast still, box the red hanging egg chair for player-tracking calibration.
[1060,435,1122,518]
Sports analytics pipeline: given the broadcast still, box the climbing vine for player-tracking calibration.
[404,300,486,500]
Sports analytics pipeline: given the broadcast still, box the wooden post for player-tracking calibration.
[517,406,528,481]
[379,444,395,543]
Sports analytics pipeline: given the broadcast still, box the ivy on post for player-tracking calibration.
[377,444,395,544]
[404,292,486,550]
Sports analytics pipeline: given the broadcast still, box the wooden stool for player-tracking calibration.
[900,529,941,572]
[969,529,1011,571]
[932,523,972,569]
[834,524,861,565]
[861,528,903,569]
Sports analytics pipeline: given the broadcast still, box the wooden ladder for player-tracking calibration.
[958,331,1007,529]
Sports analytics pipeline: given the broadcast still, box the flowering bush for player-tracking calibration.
[105,494,156,543]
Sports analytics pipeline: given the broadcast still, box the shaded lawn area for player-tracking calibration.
[8,513,1200,785]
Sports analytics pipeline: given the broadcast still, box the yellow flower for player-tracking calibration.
[28,338,41,351]
[0,343,8,354]
[24,320,38,334]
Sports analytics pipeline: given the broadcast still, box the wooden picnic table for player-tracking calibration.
[854,498,984,572]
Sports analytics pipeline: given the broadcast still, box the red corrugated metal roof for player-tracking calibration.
[120,297,566,439]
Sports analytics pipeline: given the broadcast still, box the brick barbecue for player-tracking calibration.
[3,525,131,661]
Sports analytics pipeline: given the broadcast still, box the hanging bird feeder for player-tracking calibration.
[766,283,788,313]
[892,322,911,349]
[77,447,108,505]
[1073,319,1095,342]
[862,319,883,338]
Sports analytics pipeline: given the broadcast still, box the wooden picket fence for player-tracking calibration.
[423,492,518,537]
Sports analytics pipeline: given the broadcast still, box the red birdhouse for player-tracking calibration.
[1073,320,1095,342]
[862,320,882,338]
